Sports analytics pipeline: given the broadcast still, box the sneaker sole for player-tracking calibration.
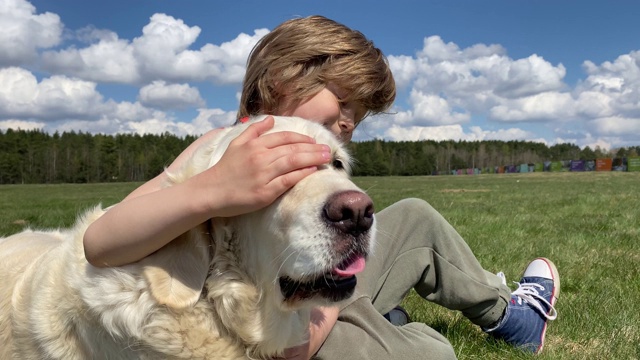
[535,257,560,354]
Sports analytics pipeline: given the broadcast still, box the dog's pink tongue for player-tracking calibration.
[332,256,366,277]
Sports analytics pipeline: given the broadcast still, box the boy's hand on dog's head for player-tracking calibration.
[191,116,332,218]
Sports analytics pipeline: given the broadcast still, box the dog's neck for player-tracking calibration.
[207,219,312,358]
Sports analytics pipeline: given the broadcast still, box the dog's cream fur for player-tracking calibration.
[0,116,375,359]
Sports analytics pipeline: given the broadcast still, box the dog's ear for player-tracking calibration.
[141,224,210,310]
[205,218,265,345]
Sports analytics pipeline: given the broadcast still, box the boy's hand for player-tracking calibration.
[275,306,340,360]
[191,116,332,218]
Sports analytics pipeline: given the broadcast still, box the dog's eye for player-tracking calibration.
[332,159,344,169]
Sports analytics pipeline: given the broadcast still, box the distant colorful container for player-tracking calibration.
[519,164,529,173]
[585,160,595,171]
[550,162,563,172]
[570,160,585,172]
[534,163,544,172]
[612,158,627,171]
[627,157,640,172]
[595,158,612,171]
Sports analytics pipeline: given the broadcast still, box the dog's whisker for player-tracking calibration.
[363,184,378,192]
[270,242,295,266]
[273,251,298,286]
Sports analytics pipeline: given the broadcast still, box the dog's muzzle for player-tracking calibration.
[279,190,374,304]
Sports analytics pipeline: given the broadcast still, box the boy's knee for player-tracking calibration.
[395,197,433,211]
[387,198,441,222]
[399,322,457,359]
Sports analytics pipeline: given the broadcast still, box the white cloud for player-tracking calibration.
[75,25,118,43]
[387,55,417,88]
[493,55,567,98]
[109,101,160,123]
[190,108,237,130]
[385,124,466,141]
[96,107,235,136]
[574,133,613,152]
[380,124,536,142]
[574,90,614,118]
[0,0,63,66]
[124,118,194,136]
[138,81,205,110]
[41,32,139,83]
[579,51,640,117]
[37,107,236,137]
[389,36,568,125]
[356,113,536,143]
[392,90,470,126]
[489,91,575,122]
[0,119,45,131]
[40,13,267,85]
[0,67,169,133]
[41,112,179,136]
[587,116,640,136]
[569,51,640,147]
[0,67,106,120]
[0,66,239,136]
[131,13,202,81]
[194,30,269,84]
[384,35,640,149]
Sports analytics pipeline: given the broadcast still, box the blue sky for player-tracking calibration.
[2,0,640,150]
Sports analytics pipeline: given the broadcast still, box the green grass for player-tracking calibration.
[356,172,640,360]
[0,182,139,235]
[2,172,639,359]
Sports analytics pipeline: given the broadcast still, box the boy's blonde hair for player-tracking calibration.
[238,15,395,122]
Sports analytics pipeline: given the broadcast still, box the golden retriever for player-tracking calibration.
[0,116,376,359]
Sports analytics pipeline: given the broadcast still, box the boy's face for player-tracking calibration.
[279,83,366,143]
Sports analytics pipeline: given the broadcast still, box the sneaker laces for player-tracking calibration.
[497,272,558,321]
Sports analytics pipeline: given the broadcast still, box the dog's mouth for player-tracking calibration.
[279,253,366,303]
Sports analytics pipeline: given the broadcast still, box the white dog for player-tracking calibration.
[0,116,376,359]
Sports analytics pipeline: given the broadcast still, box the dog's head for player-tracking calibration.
[139,116,375,353]
[225,117,375,310]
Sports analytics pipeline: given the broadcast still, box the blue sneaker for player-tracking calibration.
[484,258,560,354]
[383,306,411,326]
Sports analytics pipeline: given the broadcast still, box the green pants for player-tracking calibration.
[316,198,512,359]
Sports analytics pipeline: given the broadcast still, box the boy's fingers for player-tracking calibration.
[259,131,316,148]
[262,143,331,167]
[270,166,318,193]
[235,116,276,143]
[236,117,317,147]
[267,150,331,178]
[253,115,275,136]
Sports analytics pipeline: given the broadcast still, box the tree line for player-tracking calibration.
[0,129,196,184]
[1,128,638,184]
[347,139,639,176]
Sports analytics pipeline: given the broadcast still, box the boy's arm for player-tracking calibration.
[83,116,332,267]
[280,306,340,360]
[123,126,227,201]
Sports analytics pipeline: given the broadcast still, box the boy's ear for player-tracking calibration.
[140,225,210,310]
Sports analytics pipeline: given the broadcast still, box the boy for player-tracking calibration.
[84,16,559,360]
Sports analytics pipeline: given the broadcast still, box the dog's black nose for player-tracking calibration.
[323,190,374,236]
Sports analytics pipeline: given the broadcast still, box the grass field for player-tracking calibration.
[1,172,639,359]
